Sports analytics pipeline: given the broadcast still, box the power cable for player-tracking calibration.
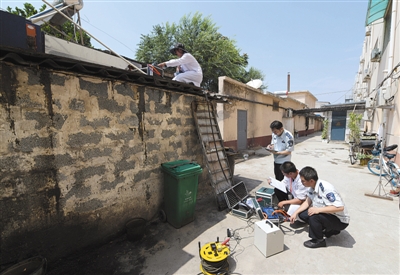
[80,16,136,56]
[313,89,352,96]
[367,61,400,98]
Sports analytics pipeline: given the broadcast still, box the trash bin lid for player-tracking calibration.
[161,160,202,177]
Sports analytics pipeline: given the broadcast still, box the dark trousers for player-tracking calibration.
[274,162,284,181]
[274,188,289,202]
[299,210,349,240]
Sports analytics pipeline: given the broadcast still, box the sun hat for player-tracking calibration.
[169,43,187,55]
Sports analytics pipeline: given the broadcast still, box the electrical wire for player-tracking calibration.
[367,61,400,98]
[80,16,136,55]
[313,89,352,96]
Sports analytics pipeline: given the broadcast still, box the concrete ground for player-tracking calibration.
[46,132,399,275]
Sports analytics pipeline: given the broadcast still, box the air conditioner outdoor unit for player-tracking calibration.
[365,27,371,36]
[362,110,372,121]
[284,108,293,118]
[365,96,373,109]
[371,48,381,62]
[376,87,390,106]
[363,69,370,82]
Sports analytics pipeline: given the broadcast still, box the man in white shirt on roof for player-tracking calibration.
[158,43,203,87]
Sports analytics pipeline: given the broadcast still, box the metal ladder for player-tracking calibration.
[192,100,233,210]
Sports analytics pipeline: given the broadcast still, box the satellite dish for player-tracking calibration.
[246,79,263,89]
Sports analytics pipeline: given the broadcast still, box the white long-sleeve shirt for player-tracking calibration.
[165,53,203,86]
[165,53,202,74]
[281,172,308,200]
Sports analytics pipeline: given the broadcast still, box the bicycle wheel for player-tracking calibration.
[349,144,359,165]
[386,163,400,188]
[367,158,387,176]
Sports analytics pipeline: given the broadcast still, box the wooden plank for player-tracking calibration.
[364,193,393,201]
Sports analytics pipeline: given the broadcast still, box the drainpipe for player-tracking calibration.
[286,72,290,95]
[381,1,397,147]
[386,0,397,91]
[381,108,388,147]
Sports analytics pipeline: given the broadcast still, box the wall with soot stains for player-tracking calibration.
[0,62,207,264]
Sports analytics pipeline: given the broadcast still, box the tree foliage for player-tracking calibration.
[136,12,266,92]
[7,2,91,47]
[241,66,267,91]
[348,113,363,143]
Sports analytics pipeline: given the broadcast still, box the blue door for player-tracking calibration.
[331,111,346,140]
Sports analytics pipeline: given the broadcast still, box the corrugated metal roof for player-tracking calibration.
[293,102,366,114]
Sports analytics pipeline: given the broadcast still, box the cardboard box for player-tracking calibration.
[256,187,275,207]
[254,220,284,257]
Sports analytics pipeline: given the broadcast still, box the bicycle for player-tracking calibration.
[367,141,400,191]
[349,140,360,165]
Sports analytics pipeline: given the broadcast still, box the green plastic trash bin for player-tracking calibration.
[161,160,203,228]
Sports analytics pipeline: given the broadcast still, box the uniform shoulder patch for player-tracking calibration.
[288,140,294,147]
[326,192,336,202]
[319,182,324,192]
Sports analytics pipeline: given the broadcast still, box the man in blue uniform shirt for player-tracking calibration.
[266,120,294,181]
[290,166,350,248]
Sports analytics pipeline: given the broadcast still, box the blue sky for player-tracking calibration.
[1,0,369,103]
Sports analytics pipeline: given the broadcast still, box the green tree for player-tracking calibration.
[321,119,329,139]
[7,2,91,47]
[348,113,363,143]
[240,66,268,91]
[136,12,265,92]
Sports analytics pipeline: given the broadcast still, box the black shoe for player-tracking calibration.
[324,230,340,238]
[304,239,326,248]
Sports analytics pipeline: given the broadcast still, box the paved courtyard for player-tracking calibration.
[46,132,399,275]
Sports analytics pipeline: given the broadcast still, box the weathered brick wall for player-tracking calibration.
[0,62,207,263]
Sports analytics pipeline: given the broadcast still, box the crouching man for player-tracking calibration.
[290,166,350,248]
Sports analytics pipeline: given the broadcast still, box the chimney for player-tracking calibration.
[286,72,290,95]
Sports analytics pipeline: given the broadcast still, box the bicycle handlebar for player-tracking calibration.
[373,141,398,152]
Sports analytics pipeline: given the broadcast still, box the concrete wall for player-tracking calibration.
[353,0,400,166]
[0,62,207,264]
[216,77,312,151]
[287,91,317,108]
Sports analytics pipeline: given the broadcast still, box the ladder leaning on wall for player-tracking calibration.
[191,100,234,210]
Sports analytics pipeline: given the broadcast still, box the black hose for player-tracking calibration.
[200,257,229,275]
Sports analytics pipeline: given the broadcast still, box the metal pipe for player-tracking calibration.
[386,0,397,81]
[41,0,145,74]
[286,72,290,95]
